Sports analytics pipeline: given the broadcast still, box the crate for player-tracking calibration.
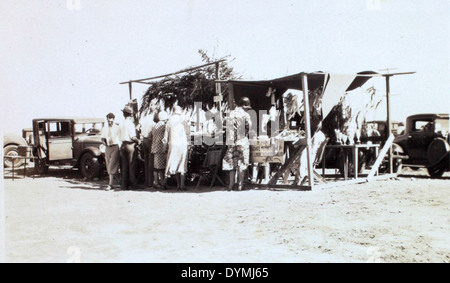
[250,138,284,163]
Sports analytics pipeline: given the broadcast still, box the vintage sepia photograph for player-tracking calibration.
[1,0,449,265]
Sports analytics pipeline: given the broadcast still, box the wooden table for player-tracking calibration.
[324,143,380,180]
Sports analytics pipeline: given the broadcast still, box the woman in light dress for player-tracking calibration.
[164,106,191,191]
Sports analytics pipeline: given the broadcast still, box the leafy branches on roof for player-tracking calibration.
[140,50,240,116]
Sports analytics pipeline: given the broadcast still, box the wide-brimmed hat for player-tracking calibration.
[122,106,133,115]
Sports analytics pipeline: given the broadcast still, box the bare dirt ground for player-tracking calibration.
[2,165,449,263]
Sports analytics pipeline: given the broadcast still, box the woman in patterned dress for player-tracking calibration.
[223,97,252,191]
[150,111,169,188]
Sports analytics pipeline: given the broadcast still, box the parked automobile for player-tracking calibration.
[394,113,449,178]
[32,117,106,179]
[363,120,403,144]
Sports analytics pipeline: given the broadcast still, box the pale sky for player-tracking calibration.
[1,0,449,134]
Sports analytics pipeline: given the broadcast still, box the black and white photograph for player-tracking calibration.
[1,0,449,266]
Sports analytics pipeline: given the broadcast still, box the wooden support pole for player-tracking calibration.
[366,134,395,182]
[301,73,314,189]
[385,75,393,174]
[268,145,306,185]
[128,82,133,100]
[215,62,222,113]
[227,82,235,110]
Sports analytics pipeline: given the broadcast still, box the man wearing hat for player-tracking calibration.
[119,105,140,190]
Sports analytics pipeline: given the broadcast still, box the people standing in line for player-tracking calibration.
[164,106,190,191]
[119,106,140,190]
[140,98,159,188]
[223,97,252,191]
[101,112,121,191]
[150,110,169,189]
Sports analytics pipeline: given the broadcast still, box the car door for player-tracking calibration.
[33,120,48,159]
[46,121,74,161]
[407,118,433,162]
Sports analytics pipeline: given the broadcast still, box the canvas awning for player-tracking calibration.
[225,71,378,112]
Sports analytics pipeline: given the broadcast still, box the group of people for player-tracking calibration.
[99,96,257,192]
[223,95,331,189]
[100,95,326,191]
[101,100,190,191]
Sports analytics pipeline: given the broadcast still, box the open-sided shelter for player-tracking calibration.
[223,70,415,189]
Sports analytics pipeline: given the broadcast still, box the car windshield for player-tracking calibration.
[74,122,104,134]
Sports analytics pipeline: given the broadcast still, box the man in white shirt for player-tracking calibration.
[101,113,121,191]
[120,106,140,190]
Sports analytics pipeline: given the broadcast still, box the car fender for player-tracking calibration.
[4,133,28,147]
[76,146,104,166]
[392,143,405,154]
[427,138,450,168]
[80,146,103,157]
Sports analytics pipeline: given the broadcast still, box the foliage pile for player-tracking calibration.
[140,50,239,116]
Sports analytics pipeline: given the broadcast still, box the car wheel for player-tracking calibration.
[392,144,404,174]
[427,166,445,178]
[80,152,100,179]
[4,144,24,168]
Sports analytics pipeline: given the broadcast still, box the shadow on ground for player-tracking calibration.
[3,163,234,193]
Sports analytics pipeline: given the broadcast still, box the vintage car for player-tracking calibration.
[394,113,449,178]
[33,117,106,179]
[362,120,403,144]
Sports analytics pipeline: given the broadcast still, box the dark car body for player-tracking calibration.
[394,113,449,177]
[33,117,105,178]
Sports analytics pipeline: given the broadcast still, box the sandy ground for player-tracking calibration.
[2,165,449,263]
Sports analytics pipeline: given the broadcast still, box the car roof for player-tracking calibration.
[408,113,449,120]
[33,117,105,124]
[365,120,400,124]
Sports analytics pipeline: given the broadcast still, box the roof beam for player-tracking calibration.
[119,59,226,85]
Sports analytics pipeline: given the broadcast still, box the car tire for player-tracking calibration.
[4,144,24,168]
[427,165,445,178]
[392,144,404,174]
[80,152,100,179]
